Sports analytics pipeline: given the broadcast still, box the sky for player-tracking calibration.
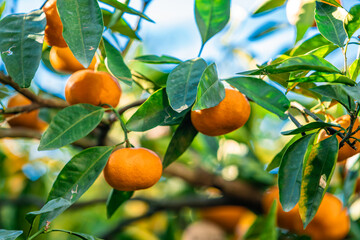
[1,0,359,98]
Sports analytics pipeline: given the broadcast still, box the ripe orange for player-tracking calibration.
[65,70,121,108]
[262,187,350,240]
[7,94,40,129]
[199,206,255,232]
[43,0,67,48]
[234,209,257,240]
[191,88,250,136]
[50,46,96,74]
[103,148,163,191]
[318,115,360,162]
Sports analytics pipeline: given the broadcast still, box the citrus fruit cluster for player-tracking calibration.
[262,187,350,240]
[45,0,161,192]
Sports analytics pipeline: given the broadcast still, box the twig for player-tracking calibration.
[287,112,305,136]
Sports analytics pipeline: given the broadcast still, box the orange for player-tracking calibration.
[318,115,360,162]
[7,94,40,129]
[103,148,163,191]
[199,206,255,232]
[65,70,121,108]
[43,0,67,48]
[234,210,257,240]
[191,88,250,136]
[262,187,350,240]
[50,46,97,74]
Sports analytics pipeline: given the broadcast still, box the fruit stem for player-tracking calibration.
[27,227,45,240]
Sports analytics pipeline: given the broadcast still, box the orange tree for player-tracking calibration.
[0,0,359,239]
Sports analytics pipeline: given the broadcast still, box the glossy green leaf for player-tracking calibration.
[40,146,114,227]
[315,2,347,47]
[100,0,153,22]
[299,134,338,227]
[0,230,23,240]
[349,59,360,81]
[279,134,315,212]
[102,10,140,40]
[345,5,360,38]
[38,104,105,151]
[195,0,230,47]
[290,34,332,56]
[311,85,355,111]
[134,55,182,64]
[103,38,132,86]
[295,1,315,43]
[163,113,198,168]
[226,77,290,119]
[0,85,10,99]
[106,190,133,219]
[266,135,302,172]
[166,58,207,113]
[341,84,360,103]
[240,55,340,75]
[0,10,46,88]
[281,122,339,135]
[288,73,355,86]
[253,0,286,16]
[305,44,338,58]
[244,201,277,240]
[126,89,187,131]
[344,160,360,206]
[57,0,103,68]
[0,1,6,17]
[193,63,225,111]
[26,198,71,226]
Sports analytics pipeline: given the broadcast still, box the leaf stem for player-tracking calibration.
[342,38,351,75]
[27,227,45,240]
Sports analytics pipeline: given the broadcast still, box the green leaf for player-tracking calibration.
[290,34,332,56]
[0,230,23,240]
[102,10,140,40]
[99,0,153,22]
[253,0,286,16]
[0,10,46,88]
[57,0,103,68]
[244,200,277,240]
[305,44,338,58]
[163,113,198,168]
[193,63,225,111]
[299,134,338,227]
[103,38,132,86]
[279,134,315,212]
[294,2,316,43]
[195,0,230,47]
[344,160,360,206]
[266,135,302,172]
[166,58,207,113]
[281,122,340,135]
[288,73,355,86]
[345,5,360,38]
[0,85,10,99]
[349,59,360,81]
[240,55,341,75]
[26,198,71,226]
[126,89,187,131]
[134,55,182,64]
[226,77,290,119]
[38,104,105,151]
[0,1,6,18]
[106,190,133,219]
[249,22,286,41]
[315,2,347,47]
[311,85,355,111]
[40,146,114,227]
